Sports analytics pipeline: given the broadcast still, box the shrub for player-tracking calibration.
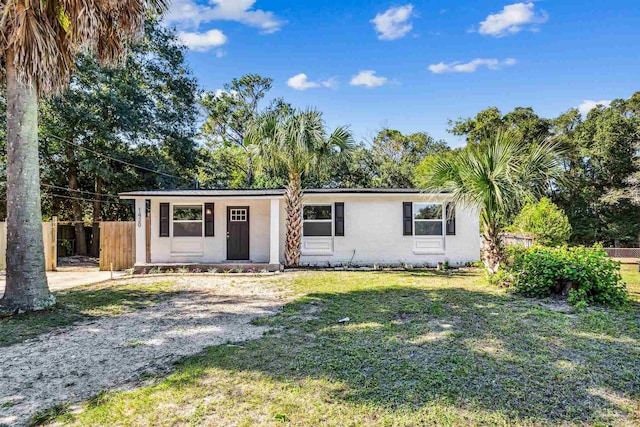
[508,197,571,246]
[511,245,627,307]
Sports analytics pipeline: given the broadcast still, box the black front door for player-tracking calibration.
[227,206,250,260]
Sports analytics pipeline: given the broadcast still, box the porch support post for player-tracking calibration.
[269,198,280,265]
[134,198,146,265]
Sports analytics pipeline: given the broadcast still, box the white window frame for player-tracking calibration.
[302,203,333,237]
[413,203,445,237]
[172,204,204,237]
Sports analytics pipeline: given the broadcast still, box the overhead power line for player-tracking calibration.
[43,132,194,185]
[41,192,129,204]
[41,184,121,200]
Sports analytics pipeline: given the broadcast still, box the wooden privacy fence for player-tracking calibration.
[99,221,135,271]
[0,220,57,271]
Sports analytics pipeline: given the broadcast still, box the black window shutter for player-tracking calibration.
[335,202,344,236]
[159,203,169,237]
[446,203,456,235]
[205,203,215,236]
[403,202,413,236]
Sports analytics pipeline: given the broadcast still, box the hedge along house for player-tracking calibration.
[119,188,481,271]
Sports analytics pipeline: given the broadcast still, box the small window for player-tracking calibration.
[414,203,443,236]
[230,208,247,222]
[173,205,203,237]
[303,205,332,236]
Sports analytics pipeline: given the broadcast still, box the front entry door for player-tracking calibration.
[227,206,250,260]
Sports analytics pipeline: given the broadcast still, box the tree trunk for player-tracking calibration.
[482,224,505,274]
[0,50,55,312]
[246,155,254,188]
[284,172,303,268]
[66,142,87,255]
[91,177,102,257]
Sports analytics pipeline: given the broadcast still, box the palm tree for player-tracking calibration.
[0,0,168,312]
[423,131,565,273]
[248,109,353,267]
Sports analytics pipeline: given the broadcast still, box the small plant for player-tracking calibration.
[165,268,174,274]
[235,268,244,274]
[192,268,203,274]
[223,269,233,274]
[442,260,450,270]
[260,268,269,273]
[208,268,218,273]
[177,267,189,274]
[59,239,72,256]
[149,267,162,274]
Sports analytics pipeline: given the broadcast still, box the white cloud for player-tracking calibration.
[428,58,517,74]
[371,4,415,40]
[287,73,337,91]
[350,70,388,88]
[166,0,285,34]
[578,100,611,116]
[178,29,227,51]
[478,2,548,37]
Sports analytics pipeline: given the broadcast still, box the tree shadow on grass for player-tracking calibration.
[166,283,640,425]
[0,283,181,347]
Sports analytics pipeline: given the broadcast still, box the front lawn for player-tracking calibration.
[45,268,640,426]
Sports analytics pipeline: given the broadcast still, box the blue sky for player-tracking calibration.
[165,1,640,147]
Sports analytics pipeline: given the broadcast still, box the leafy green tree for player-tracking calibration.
[248,109,353,267]
[369,129,449,188]
[0,0,168,312]
[509,197,572,246]
[200,74,289,187]
[39,19,199,254]
[552,94,640,246]
[423,131,565,273]
[449,107,550,146]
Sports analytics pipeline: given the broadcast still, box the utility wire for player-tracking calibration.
[41,192,129,204]
[41,183,121,200]
[42,132,194,185]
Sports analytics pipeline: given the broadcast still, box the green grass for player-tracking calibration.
[0,280,180,347]
[45,268,640,426]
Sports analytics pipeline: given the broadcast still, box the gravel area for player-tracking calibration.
[0,276,287,426]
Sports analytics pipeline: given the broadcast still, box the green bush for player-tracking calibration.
[508,197,571,246]
[510,245,627,307]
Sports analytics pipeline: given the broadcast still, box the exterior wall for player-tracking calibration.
[148,198,272,263]
[279,194,480,267]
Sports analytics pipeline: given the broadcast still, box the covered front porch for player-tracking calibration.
[125,192,283,268]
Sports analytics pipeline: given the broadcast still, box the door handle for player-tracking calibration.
[226,232,230,239]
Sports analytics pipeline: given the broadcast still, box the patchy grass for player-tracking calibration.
[45,268,640,426]
[0,280,180,347]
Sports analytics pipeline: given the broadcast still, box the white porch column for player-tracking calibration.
[269,198,280,265]
[134,198,146,265]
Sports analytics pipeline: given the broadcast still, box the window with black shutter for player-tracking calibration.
[159,203,169,237]
[335,202,344,236]
[446,203,456,235]
[403,202,413,235]
[205,203,215,236]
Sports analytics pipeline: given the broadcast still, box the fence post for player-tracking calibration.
[51,216,58,271]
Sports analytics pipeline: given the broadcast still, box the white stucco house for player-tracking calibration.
[119,188,480,270]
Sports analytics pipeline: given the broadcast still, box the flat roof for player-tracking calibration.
[119,188,429,199]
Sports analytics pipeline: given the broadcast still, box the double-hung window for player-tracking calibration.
[303,205,332,237]
[173,205,203,237]
[413,203,444,236]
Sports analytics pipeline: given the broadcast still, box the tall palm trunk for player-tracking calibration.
[1,50,54,312]
[482,223,504,274]
[284,172,303,267]
[66,142,87,255]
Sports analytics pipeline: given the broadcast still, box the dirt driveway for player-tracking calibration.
[0,269,127,298]
[0,276,286,426]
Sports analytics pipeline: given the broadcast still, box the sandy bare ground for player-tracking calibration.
[0,276,287,426]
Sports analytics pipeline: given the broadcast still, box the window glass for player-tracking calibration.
[303,222,332,236]
[303,205,332,220]
[414,204,442,220]
[415,221,443,236]
[303,205,332,237]
[173,206,202,221]
[174,222,203,237]
[173,205,203,237]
